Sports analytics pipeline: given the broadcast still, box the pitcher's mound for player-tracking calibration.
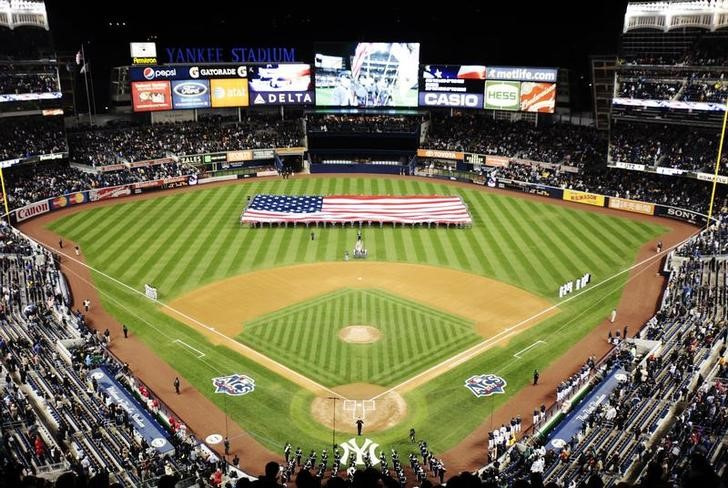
[311,383,407,433]
[339,325,381,344]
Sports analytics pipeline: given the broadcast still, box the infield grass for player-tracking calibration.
[47,177,667,455]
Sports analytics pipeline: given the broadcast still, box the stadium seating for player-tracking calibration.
[0,223,236,487]
[67,117,304,167]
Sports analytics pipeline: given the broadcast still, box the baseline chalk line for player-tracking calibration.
[513,340,547,359]
[173,339,206,358]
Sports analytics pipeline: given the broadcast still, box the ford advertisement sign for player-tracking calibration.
[171,80,211,109]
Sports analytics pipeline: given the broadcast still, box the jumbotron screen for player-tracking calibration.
[314,42,420,107]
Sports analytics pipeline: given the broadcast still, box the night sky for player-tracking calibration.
[46,2,630,111]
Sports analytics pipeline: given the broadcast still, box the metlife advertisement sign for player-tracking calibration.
[486,66,557,82]
[171,80,210,109]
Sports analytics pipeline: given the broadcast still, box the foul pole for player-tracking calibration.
[707,98,728,226]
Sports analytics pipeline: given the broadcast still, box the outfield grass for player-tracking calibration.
[47,177,667,455]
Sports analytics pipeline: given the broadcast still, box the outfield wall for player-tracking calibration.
[8,170,708,229]
[417,168,709,227]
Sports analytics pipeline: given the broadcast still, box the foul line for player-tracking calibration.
[173,339,206,358]
[16,229,344,401]
[369,230,699,401]
[513,340,546,359]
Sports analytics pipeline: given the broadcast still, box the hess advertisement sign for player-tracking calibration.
[210,79,249,107]
[484,81,520,111]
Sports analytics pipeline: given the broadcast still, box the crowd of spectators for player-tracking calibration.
[0,63,59,95]
[646,376,728,487]
[0,117,66,162]
[2,160,198,210]
[0,221,243,488]
[474,222,728,487]
[618,79,681,101]
[68,116,303,167]
[622,36,728,68]
[609,122,727,174]
[425,114,604,168]
[307,114,421,133]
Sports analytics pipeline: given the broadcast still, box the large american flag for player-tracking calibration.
[241,195,472,225]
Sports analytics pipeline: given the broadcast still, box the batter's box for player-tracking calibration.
[343,399,377,420]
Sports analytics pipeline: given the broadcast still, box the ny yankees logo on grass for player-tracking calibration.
[212,374,256,396]
[464,374,507,398]
[339,438,380,466]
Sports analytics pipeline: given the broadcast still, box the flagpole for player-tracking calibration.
[707,98,728,227]
[81,43,93,125]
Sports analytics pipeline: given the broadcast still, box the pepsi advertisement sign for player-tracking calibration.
[130,65,248,82]
[171,80,210,109]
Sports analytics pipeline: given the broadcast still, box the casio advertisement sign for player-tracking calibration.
[418,92,483,108]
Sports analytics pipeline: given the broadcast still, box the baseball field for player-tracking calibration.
[42,176,668,461]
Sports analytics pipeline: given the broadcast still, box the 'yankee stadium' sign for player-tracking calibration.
[164,47,297,64]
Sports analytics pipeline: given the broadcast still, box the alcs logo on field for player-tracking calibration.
[212,374,256,396]
[465,374,507,398]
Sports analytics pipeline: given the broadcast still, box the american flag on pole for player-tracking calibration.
[241,195,472,225]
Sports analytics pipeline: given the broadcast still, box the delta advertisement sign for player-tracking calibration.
[248,64,313,106]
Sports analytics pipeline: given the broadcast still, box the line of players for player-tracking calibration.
[488,416,524,461]
[281,439,447,486]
